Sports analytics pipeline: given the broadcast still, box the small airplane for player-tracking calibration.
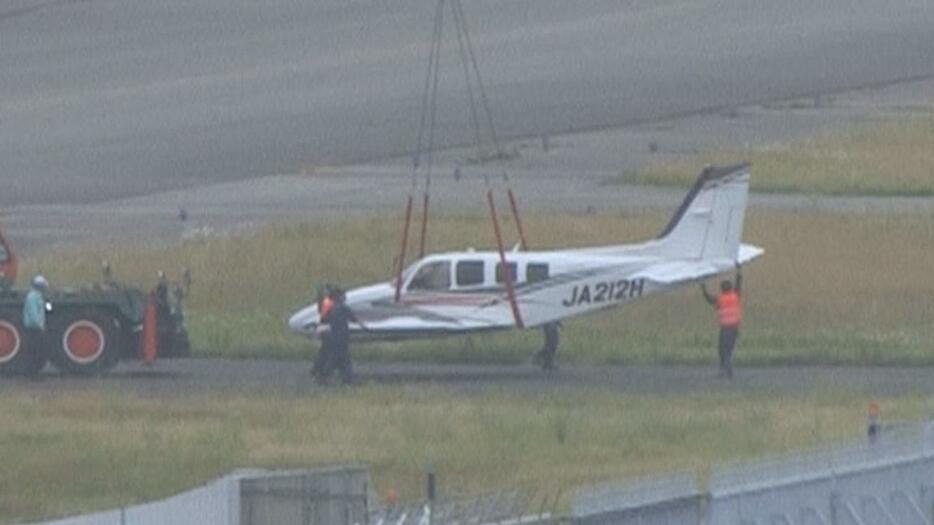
[288,163,763,347]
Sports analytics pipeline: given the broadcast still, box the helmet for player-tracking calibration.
[32,274,48,289]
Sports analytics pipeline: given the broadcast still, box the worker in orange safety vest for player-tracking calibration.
[701,262,743,379]
[311,285,335,380]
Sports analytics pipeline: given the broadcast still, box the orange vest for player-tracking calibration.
[320,297,334,318]
[716,291,742,327]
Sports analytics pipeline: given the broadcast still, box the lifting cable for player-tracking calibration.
[450,0,528,250]
[395,0,445,302]
[396,0,529,325]
[451,0,484,161]
[418,0,445,259]
[393,192,414,303]
[451,0,525,329]
[452,0,524,325]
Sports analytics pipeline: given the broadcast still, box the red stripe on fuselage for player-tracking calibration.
[401,293,500,307]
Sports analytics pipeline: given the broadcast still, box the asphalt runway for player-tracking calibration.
[3,0,934,205]
[4,359,934,398]
[6,77,934,256]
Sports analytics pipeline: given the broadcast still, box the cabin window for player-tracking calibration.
[456,261,485,287]
[408,261,451,291]
[527,263,549,283]
[495,262,518,283]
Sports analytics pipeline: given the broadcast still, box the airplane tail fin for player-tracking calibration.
[651,163,753,262]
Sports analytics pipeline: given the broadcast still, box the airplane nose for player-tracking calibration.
[287,305,319,334]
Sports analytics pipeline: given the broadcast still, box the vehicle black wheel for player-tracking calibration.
[173,329,191,357]
[48,308,120,376]
[0,307,40,375]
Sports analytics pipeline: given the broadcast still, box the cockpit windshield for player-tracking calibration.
[407,261,451,291]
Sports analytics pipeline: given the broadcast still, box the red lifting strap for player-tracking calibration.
[506,188,528,250]
[418,191,430,258]
[141,299,158,364]
[394,195,414,303]
[487,190,524,329]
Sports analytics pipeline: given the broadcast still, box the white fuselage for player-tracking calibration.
[287,243,760,341]
[287,164,764,341]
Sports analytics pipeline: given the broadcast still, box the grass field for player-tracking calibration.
[1,387,927,523]
[609,116,934,196]
[6,91,934,525]
[22,207,934,365]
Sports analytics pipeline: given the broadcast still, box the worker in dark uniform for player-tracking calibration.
[22,275,49,376]
[311,285,335,380]
[152,271,173,354]
[319,288,366,385]
[152,272,170,319]
[532,322,560,371]
[701,263,743,379]
[100,261,117,289]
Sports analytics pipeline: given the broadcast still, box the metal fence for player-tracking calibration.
[370,488,560,525]
[18,467,554,525]
[707,425,934,524]
[571,422,934,525]
[240,467,370,525]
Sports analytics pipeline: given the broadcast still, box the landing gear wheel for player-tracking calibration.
[49,309,119,376]
[0,307,41,376]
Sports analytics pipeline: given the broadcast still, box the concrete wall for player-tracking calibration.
[19,467,368,525]
[571,474,703,525]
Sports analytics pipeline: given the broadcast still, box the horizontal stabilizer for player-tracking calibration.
[631,261,720,284]
[633,243,764,284]
[738,244,764,265]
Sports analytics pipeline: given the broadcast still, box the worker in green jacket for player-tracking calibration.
[22,275,48,375]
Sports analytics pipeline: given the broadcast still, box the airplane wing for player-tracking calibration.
[354,316,507,340]
[737,243,765,265]
[347,294,515,341]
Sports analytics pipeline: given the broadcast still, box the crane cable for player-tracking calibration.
[451,0,528,250]
[452,0,524,327]
[451,0,484,162]
[395,0,445,302]
[395,0,529,327]
[418,0,445,259]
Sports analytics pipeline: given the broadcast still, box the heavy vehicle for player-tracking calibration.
[0,227,190,376]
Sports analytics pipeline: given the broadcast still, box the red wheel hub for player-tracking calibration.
[0,321,20,363]
[63,321,105,363]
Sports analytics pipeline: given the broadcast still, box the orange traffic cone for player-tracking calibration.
[141,299,158,364]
